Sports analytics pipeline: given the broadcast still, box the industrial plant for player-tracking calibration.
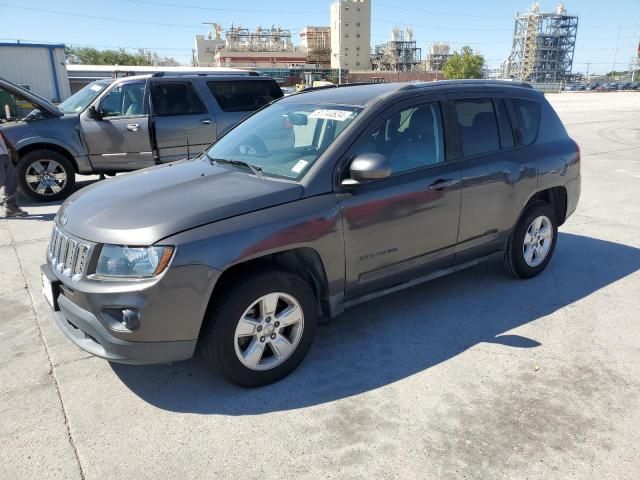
[505,3,579,83]
[371,28,422,72]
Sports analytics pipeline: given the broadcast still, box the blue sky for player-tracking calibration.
[0,0,638,74]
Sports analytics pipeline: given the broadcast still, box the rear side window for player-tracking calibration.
[512,98,540,145]
[207,80,283,112]
[494,98,515,149]
[150,82,207,116]
[454,98,500,157]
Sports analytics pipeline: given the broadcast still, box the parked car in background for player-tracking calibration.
[42,80,580,386]
[0,72,283,201]
[629,82,639,90]
[604,83,619,91]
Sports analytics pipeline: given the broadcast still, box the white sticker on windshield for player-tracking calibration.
[292,159,309,174]
[90,84,103,92]
[309,109,353,122]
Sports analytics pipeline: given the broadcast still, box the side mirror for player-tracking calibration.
[87,105,102,120]
[343,153,391,185]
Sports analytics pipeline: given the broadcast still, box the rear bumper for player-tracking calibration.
[565,174,581,221]
[41,262,218,365]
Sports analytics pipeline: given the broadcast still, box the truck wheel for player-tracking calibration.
[17,150,76,202]
[503,201,558,279]
[200,270,318,387]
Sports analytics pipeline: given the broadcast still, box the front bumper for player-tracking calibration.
[41,262,219,365]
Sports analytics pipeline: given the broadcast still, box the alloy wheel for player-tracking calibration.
[24,160,68,196]
[233,292,305,371]
[523,215,553,267]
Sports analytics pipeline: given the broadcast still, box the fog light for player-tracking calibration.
[121,308,141,331]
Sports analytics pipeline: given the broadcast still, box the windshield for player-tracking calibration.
[58,81,111,114]
[205,102,361,180]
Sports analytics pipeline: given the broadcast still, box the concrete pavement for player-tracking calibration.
[1,92,639,479]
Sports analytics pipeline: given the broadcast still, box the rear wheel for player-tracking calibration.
[503,201,558,278]
[200,270,317,387]
[17,150,75,202]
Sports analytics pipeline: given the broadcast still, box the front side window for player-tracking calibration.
[355,102,445,174]
[205,102,360,180]
[150,82,207,116]
[454,98,500,157]
[101,82,145,118]
[208,80,283,112]
[512,98,540,145]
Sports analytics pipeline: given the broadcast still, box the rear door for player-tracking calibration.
[447,92,537,263]
[149,80,215,162]
[205,79,283,136]
[80,80,155,171]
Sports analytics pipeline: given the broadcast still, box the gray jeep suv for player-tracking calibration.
[0,72,282,202]
[41,81,580,387]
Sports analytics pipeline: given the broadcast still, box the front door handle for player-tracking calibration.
[126,123,140,131]
[200,119,212,125]
[428,178,460,191]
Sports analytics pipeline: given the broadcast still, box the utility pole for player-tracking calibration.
[611,26,621,80]
[585,61,590,82]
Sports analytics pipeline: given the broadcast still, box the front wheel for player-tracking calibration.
[503,201,558,279]
[17,150,76,202]
[199,270,318,387]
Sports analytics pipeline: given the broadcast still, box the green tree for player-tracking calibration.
[64,46,177,66]
[442,46,485,80]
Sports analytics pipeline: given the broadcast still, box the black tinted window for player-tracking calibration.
[208,80,283,112]
[355,102,445,174]
[512,98,540,145]
[495,99,515,148]
[150,82,207,116]
[454,99,500,157]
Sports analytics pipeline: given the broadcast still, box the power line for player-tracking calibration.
[123,0,325,15]
[372,2,511,19]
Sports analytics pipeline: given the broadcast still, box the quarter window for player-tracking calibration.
[150,82,206,116]
[454,98,500,157]
[355,102,445,174]
[512,98,540,145]
[495,98,515,149]
[207,80,283,112]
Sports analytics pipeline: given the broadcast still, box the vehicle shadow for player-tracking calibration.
[111,233,640,414]
[18,178,100,208]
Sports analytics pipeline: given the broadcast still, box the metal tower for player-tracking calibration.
[508,3,578,83]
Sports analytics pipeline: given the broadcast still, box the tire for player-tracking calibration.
[199,270,318,387]
[502,201,558,279]
[17,150,76,202]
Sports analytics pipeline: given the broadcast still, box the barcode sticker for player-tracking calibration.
[309,109,354,121]
[292,159,309,174]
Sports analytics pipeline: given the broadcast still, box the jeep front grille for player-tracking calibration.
[48,225,92,279]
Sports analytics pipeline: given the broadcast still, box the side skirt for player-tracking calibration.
[328,251,503,317]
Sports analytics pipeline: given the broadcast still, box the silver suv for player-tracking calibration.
[0,73,283,201]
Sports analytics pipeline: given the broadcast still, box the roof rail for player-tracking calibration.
[399,79,534,91]
[151,71,260,78]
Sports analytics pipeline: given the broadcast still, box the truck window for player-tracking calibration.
[150,82,207,116]
[207,80,283,112]
[454,98,500,157]
[512,98,541,145]
[101,82,145,118]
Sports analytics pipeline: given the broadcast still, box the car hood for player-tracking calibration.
[57,159,304,245]
[0,77,63,117]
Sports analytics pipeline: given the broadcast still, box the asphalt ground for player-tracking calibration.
[1,92,639,479]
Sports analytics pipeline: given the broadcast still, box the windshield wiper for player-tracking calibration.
[205,153,263,178]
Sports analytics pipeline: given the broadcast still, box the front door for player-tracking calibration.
[339,99,462,298]
[149,81,216,162]
[80,80,154,171]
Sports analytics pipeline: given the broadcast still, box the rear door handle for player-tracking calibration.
[428,178,460,190]
[126,123,140,131]
[200,119,212,125]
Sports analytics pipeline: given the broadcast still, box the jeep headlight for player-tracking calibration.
[96,245,174,278]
